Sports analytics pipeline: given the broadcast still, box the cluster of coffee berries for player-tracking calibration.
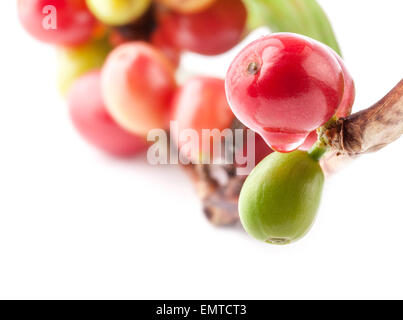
[18,0,356,245]
[18,0,248,158]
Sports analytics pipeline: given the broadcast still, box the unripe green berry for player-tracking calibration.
[239,150,324,245]
[57,39,111,96]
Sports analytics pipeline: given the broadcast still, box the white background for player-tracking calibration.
[0,0,402,299]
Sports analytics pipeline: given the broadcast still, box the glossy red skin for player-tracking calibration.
[234,55,355,155]
[18,0,95,46]
[68,71,147,157]
[225,33,344,152]
[171,77,234,161]
[158,0,247,56]
[299,53,356,151]
[236,52,355,154]
[333,53,355,118]
[101,42,177,136]
[298,131,318,151]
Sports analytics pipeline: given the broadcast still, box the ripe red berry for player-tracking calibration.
[157,0,247,56]
[298,131,319,152]
[171,77,234,162]
[299,53,356,151]
[225,33,345,153]
[68,71,147,157]
[18,0,96,46]
[333,53,355,118]
[101,42,177,136]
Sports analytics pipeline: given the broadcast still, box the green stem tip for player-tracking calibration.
[308,140,328,162]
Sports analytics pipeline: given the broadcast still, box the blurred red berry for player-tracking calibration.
[171,76,234,162]
[18,0,96,46]
[101,42,177,136]
[68,71,147,157]
[157,0,247,56]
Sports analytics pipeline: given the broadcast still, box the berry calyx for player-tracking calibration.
[225,33,345,153]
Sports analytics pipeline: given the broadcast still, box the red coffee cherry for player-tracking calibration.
[300,52,356,151]
[68,71,147,157]
[18,0,96,46]
[333,53,356,118]
[157,0,247,56]
[225,33,345,152]
[171,76,234,162]
[101,42,177,136]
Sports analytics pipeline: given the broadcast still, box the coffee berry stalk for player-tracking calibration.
[188,80,403,239]
[250,80,400,244]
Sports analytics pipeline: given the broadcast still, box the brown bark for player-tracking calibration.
[324,79,403,155]
[186,79,403,225]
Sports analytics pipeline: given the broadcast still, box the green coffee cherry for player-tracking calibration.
[239,150,324,245]
[57,39,111,96]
